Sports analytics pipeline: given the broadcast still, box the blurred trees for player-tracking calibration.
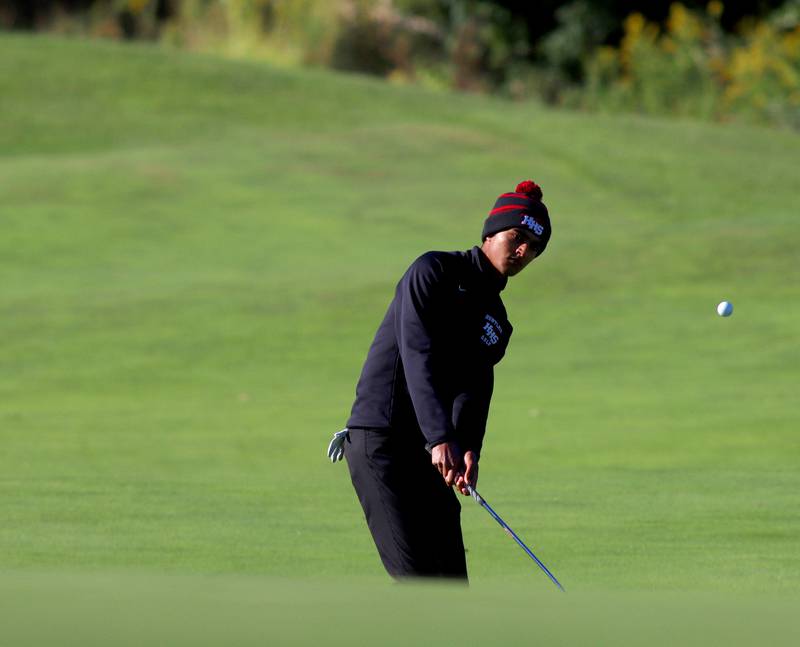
[2,0,798,128]
[0,0,173,37]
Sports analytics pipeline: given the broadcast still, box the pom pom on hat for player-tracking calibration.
[515,180,542,200]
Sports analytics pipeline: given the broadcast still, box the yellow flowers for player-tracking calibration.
[707,2,724,19]
[586,1,800,128]
[620,13,658,74]
[723,19,800,124]
[127,0,151,15]
[667,3,702,39]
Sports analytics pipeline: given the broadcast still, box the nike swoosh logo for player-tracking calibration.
[458,285,467,292]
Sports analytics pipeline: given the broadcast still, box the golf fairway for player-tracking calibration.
[1,33,799,639]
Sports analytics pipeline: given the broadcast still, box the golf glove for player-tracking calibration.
[327,428,349,463]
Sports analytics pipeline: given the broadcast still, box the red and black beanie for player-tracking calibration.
[482,180,551,255]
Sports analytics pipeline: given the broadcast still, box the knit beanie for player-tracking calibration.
[482,180,551,255]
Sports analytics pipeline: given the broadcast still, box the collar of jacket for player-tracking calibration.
[470,246,508,293]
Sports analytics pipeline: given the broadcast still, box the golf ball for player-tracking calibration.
[717,301,733,317]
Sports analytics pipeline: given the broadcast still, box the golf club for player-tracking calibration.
[461,479,564,591]
[428,447,564,591]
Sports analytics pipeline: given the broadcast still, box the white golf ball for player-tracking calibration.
[717,301,733,317]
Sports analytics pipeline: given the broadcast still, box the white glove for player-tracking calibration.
[327,429,349,463]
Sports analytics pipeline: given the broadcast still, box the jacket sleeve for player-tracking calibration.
[451,366,493,460]
[395,254,456,450]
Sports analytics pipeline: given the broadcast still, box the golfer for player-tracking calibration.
[328,180,552,580]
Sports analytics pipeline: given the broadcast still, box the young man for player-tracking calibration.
[328,180,552,580]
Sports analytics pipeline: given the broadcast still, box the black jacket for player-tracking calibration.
[347,246,512,458]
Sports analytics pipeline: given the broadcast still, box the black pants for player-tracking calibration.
[345,427,467,581]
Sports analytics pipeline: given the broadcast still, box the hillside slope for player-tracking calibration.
[1,34,798,592]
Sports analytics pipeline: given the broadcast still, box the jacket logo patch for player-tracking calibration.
[521,215,544,236]
[481,314,503,346]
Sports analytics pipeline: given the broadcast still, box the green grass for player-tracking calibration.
[1,32,799,621]
[3,574,800,646]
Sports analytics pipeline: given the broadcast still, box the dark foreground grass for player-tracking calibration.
[1,34,799,597]
[2,574,799,646]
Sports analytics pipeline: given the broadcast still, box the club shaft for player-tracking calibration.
[467,484,565,592]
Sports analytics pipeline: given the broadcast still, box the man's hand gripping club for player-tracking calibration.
[430,442,479,496]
